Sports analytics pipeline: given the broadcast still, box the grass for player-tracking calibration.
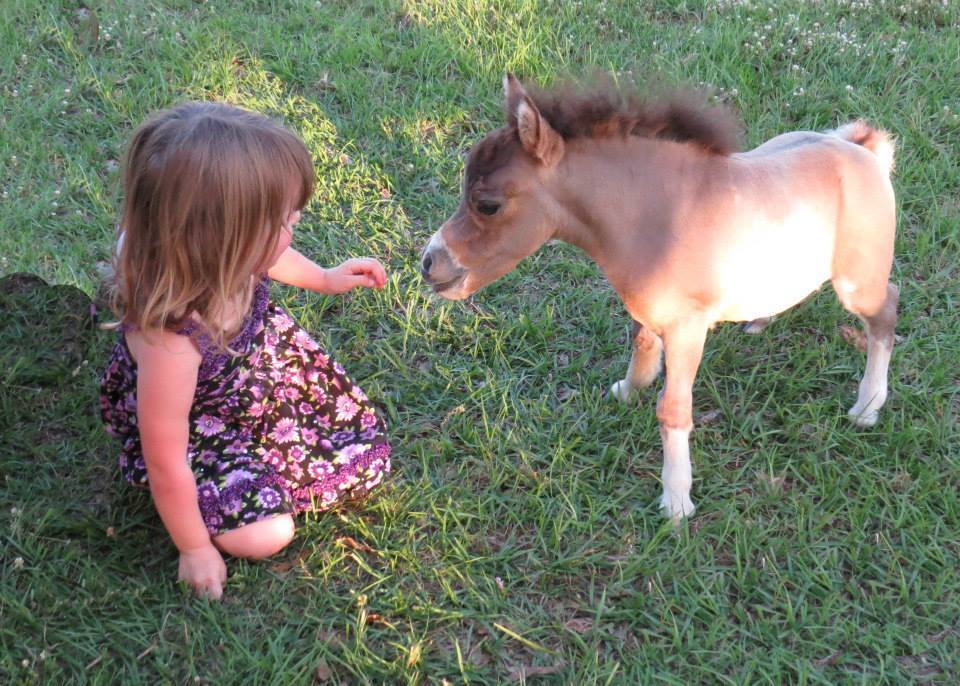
[1,0,959,683]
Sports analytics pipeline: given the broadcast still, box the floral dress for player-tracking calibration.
[99,278,391,535]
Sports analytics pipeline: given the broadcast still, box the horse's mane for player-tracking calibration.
[518,75,742,155]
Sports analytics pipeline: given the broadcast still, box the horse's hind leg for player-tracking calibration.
[611,321,663,402]
[833,278,899,427]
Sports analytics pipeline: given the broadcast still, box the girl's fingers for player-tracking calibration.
[198,578,223,600]
[362,260,386,287]
[343,274,373,290]
[352,267,385,288]
[341,259,386,289]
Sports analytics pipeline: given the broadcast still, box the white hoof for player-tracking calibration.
[848,406,879,428]
[610,379,634,404]
[660,490,696,521]
[742,316,775,334]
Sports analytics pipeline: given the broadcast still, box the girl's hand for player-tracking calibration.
[178,543,227,600]
[326,257,388,293]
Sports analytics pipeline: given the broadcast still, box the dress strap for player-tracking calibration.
[184,277,271,381]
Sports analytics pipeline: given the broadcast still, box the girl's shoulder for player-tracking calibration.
[124,326,202,371]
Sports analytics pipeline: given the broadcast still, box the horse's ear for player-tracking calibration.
[515,95,564,167]
[503,74,564,166]
[503,73,526,127]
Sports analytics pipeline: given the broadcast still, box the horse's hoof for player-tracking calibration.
[742,316,775,334]
[660,491,696,521]
[848,407,879,428]
[610,380,633,403]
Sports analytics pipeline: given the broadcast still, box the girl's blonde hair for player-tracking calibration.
[110,101,314,349]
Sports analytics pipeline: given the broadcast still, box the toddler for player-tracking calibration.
[100,102,391,599]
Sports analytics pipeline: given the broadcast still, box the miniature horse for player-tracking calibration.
[420,74,897,519]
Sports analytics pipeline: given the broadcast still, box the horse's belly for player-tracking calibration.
[717,277,828,322]
[712,214,835,322]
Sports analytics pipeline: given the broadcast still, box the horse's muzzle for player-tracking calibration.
[420,232,467,296]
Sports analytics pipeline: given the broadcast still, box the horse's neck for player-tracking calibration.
[551,136,711,282]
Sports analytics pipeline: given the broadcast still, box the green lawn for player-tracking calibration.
[2,0,958,683]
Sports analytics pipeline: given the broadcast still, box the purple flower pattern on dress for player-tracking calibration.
[335,395,360,422]
[258,487,281,509]
[269,418,300,444]
[197,414,226,437]
[294,330,318,351]
[99,277,391,536]
[264,448,284,468]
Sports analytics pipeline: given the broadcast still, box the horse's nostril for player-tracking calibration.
[421,253,433,276]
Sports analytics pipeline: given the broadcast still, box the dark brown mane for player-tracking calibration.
[518,76,742,155]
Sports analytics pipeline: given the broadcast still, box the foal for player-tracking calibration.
[420,75,897,519]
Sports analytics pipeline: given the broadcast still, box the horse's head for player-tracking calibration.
[420,74,565,300]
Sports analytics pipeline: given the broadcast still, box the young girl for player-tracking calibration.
[100,102,391,599]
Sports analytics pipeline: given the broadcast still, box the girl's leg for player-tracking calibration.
[213,514,295,559]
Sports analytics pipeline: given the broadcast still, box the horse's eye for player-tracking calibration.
[476,200,501,216]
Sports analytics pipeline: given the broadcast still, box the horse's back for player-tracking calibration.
[735,130,828,159]
[738,127,892,182]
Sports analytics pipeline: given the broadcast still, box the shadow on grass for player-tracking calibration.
[0,273,198,680]
[0,272,157,565]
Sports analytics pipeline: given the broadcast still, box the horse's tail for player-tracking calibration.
[831,120,895,175]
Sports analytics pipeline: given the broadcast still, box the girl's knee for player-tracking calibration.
[214,514,295,559]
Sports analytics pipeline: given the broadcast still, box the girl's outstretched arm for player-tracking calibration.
[127,329,227,599]
[268,247,387,294]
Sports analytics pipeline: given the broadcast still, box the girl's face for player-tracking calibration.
[266,208,301,268]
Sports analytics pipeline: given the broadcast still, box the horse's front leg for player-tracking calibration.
[611,321,663,402]
[656,320,708,520]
